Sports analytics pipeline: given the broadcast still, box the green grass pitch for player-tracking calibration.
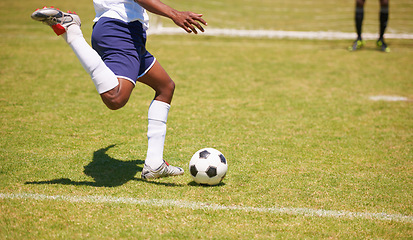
[1,0,412,239]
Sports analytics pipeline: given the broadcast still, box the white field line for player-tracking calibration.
[147,27,413,40]
[1,192,412,223]
[369,95,411,102]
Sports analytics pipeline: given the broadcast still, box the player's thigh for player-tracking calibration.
[380,0,388,6]
[99,78,135,110]
[356,0,366,6]
[137,60,175,95]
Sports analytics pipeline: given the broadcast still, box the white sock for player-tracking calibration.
[62,25,119,94]
[145,100,170,169]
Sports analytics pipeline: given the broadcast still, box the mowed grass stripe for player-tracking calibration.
[2,192,412,223]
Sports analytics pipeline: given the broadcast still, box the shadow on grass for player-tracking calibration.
[25,145,183,187]
[188,181,226,187]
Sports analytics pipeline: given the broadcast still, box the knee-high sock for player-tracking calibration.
[355,7,364,40]
[379,6,389,40]
[62,25,118,94]
[146,100,170,169]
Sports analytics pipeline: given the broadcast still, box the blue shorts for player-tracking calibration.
[91,17,156,84]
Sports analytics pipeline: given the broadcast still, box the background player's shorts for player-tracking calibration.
[91,17,156,85]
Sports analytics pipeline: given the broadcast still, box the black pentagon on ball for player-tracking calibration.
[199,150,211,159]
[219,154,226,164]
[206,166,217,178]
[190,165,198,177]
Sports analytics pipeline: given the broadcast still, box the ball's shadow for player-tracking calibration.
[188,181,226,187]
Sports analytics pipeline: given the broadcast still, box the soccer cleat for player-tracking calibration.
[377,39,390,53]
[141,160,184,180]
[31,7,81,36]
[348,39,365,51]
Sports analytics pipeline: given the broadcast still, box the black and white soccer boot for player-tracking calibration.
[141,160,184,180]
[31,7,81,36]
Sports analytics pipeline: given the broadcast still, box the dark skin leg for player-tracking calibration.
[380,0,389,7]
[356,0,388,8]
[100,60,175,110]
[356,0,365,7]
[137,60,175,104]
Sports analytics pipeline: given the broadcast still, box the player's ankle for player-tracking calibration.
[62,25,83,44]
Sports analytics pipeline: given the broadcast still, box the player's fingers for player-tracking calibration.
[187,22,198,34]
[193,22,204,33]
[176,11,207,34]
[183,22,196,34]
[193,13,207,26]
[187,19,204,33]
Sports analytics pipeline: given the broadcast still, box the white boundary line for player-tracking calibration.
[369,95,411,102]
[1,192,412,223]
[148,27,413,40]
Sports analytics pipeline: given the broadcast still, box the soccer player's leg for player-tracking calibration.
[99,79,135,110]
[138,61,184,180]
[31,7,80,36]
[377,0,390,52]
[138,60,175,105]
[31,7,119,96]
[349,0,366,51]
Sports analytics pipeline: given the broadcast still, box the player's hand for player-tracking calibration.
[171,11,207,34]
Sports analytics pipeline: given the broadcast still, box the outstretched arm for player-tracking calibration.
[134,0,207,34]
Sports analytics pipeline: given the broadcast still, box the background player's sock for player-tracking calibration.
[145,100,170,170]
[379,6,389,40]
[62,25,119,94]
[355,7,364,40]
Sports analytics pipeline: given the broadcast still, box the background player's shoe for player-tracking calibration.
[348,39,365,51]
[141,160,184,180]
[31,7,81,36]
[377,39,390,53]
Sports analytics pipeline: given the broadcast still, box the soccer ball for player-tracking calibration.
[189,148,228,185]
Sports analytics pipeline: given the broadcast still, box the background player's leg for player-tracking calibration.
[355,0,366,40]
[377,0,390,52]
[349,0,366,51]
[379,0,389,40]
